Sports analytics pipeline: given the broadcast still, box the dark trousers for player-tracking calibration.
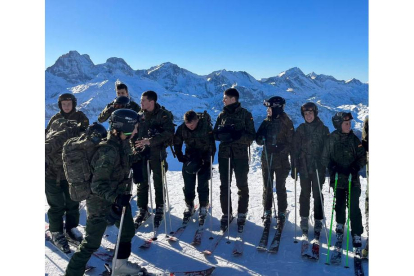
[335,186,364,236]
[299,173,324,220]
[182,164,210,207]
[45,178,79,233]
[365,161,369,235]
[65,204,135,276]
[218,157,249,215]
[261,165,288,213]
[136,157,167,209]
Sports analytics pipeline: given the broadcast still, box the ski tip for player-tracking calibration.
[202,250,212,255]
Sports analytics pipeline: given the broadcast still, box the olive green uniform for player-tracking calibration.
[65,134,135,276]
[173,114,216,207]
[292,117,330,220]
[213,102,255,215]
[98,100,141,123]
[45,110,89,233]
[321,129,367,236]
[362,117,369,239]
[135,103,175,209]
[256,112,294,213]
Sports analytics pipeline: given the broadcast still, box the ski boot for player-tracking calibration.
[199,206,208,224]
[277,211,286,228]
[314,219,323,240]
[362,238,369,258]
[261,210,272,226]
[112,259,147,276]
[237,213,247,232]
[220,214,233,231]
[154,206,164,229]
[66,227,83,243]
[51,232,70,253]
[353,235,362,249]
[300,216,309,237]
[183,203,195,223]
[134,208,150,229]
[335,223,344,241]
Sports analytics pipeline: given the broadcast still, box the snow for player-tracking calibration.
[45,151,369,276]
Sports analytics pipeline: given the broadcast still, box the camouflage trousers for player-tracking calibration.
[45,178,79,233]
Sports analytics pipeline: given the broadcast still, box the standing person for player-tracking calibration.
[256,96,294,226]
[98,81,141,123]
[321,112,367,251]
[65,109,146,276]
[361,116,369,257]
[134,91,175,228]
[213,88,255,230]
[45,93,89,251]
[173,110,216,221]
[291,102,330,240]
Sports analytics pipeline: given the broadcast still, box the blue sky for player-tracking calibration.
[46,0,368,82]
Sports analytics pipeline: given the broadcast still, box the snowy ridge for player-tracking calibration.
[45,51,368,135]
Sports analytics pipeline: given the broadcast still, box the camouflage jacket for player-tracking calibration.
[321,130,367,189]
[87,133,132,216]
[135,103,174,160]
[362,117,369,153]
[98,100,141,123]
[45,111,89,181]
[213,102,255,159]
[292,117,330,178]
[256,112,294,171]
[173,115,216,161]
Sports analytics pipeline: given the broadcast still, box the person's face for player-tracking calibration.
[116,88,128,97]
[61,100,73,113]
[304,110,315,123]
[267,107,272,117]
[185,118,199,130]
[140,96,154,111]
[120,123,138,140]
[223,94,236,106]
[341,120,351,134]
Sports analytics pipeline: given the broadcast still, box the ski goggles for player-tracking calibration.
[263,100,283,108]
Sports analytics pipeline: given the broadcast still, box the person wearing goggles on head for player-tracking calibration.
[256,96,294,227]
[98,81,141,123]
[321,112,367,253]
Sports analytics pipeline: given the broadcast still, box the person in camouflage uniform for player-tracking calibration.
[291,102,330,239]
[213,88,255,230]
[256,96,294,226]
[98,82,141,123]
[133,90,175,228]
[361,116,369,256]
[173,110,216,221]
[321,112,367,250]
[45,93,89,251]
[65,109,146,276]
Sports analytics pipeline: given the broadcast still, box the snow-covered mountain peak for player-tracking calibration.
[345,78,363,85]
[307,72,318,79]
[99,57,134,76]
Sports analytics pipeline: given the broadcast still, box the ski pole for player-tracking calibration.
[325,173,338,265]
[162,159,173,234]
[345,173,352,268]
[316,167,329,248]
[226,157,231,243]
[161,160,169,238]
[147,160,155,234]
[209,154,213,239]
[294,167,298,243]
[112,170,134,276]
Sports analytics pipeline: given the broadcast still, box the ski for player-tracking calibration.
[354,248,365,276]
[202,215,235,255]
[330,240,343,265]
[268,211,290,253]
[232,225,244,256]
[101,264,215,276]
[191,225,204,246]
[169,205,198,242]
[301,234,311,257]
[256,222,271,251]
[140,229,159,249]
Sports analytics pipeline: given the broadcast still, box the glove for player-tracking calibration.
[106,204,122,225]
[291,168,297,179]
[349,163,360,175]
[217,132,233,142]
[176,152,188,163]
[331,164,349,175]
[231,130,243,141]
[115,194,132,207]
[274,144,285,153]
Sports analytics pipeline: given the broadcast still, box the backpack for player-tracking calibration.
[62,133,107,201]
[197,110,212,127]
[45,118,80,168]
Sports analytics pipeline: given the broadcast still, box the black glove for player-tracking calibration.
[331,163,349,175]
[176,152,188,163]
[217,124,235,143]
[106,204,122,225]
[115,194,132,207]
[349,163,360,175]
[274,144,285,153]
[231,130,243,141]
[291,167,297,179]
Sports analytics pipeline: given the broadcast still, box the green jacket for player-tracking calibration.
[256,112,294,170]
[173,114,216,161]
[292,117,330,178]
[321,130,367,189]
[87,133,132,216]
[98,100,141,123]
[45,111,89,181]
[213,102,255,159]
[135,103,175,160]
